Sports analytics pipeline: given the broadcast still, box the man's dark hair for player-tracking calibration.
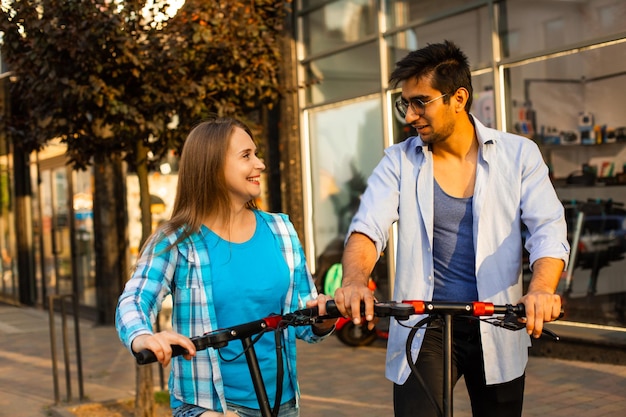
[389,40,473,112]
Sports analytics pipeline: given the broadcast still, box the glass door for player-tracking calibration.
[38,163,73,301]
[34,152,96,309]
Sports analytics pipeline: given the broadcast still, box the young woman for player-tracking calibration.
[116,116,337,417]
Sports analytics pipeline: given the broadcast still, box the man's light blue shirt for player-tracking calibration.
[348,115,570,385]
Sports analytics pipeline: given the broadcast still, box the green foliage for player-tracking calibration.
[0,0,290,169]
[153,390,169,405]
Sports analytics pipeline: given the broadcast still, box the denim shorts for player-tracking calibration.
[173,398,298,417]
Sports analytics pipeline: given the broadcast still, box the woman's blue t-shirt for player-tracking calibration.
[209,211,294,408]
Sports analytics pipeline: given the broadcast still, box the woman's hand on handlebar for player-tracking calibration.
[306,293,338,333]
[131,330,196,367]
[333,280,377,330]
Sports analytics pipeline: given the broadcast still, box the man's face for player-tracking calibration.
[400,75,455,145]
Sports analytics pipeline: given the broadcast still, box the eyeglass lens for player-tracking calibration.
[395,94,446,118]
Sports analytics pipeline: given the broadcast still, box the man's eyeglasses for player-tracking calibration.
[394,93,447,118]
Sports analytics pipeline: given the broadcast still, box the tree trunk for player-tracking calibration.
[92,153,128,325]
[13,143,36,305]
[134,140,155,417]
[136,364,155,417]
[279,11,304,239]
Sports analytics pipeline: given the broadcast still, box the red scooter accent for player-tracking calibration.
[402,300,496,316]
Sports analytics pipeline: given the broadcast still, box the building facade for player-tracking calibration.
[292,0,626,327]
[1,0,625,329]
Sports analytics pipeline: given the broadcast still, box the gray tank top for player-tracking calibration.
[432,180,478,302]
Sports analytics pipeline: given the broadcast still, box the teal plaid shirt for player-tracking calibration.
[116,210,326,412]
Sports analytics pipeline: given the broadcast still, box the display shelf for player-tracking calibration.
[540,142,626,181]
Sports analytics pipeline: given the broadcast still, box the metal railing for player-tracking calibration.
[48,293,84,404]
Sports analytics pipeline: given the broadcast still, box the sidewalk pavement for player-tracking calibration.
[1,303,626,417]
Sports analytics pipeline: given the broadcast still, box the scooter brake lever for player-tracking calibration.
[501,312,526,331]
[494,313,560,341]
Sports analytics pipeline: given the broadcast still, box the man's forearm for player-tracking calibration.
[527,257,565,294]
[341,232,379,286]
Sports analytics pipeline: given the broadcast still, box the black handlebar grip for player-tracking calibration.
[511,304,525,316]
[134,349,157,365]
[324,300,342,317]
[134,344,189,365]
[501,304,564,320]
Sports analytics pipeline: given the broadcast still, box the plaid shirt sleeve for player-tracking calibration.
[115,232,177,352]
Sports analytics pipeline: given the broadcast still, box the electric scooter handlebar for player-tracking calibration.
[134,300,561,364]
[134,300,416,364]
[400,300,564,339]
[134,313,315,365]
[323,300,416,320]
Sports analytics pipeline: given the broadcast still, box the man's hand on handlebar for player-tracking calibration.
[131,330,196,367]
[333,280,377,330]
[518,291,562,339]
[521,257,565,338]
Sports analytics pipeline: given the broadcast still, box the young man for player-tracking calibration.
[334,41,569,417]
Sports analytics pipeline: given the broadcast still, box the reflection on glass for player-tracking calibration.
[385,7,492,77]
[390,91,414,144]
[0,155,16,301]
[506,42,626,148]
[30,160,43,305]
[39,167,73,300]
[471,73,495,129]
[301,0,329,8]
[301,0,377,56]
[524,190,626,327]
[309,97,390,298]
[501,0,626,59]
[73,169,95,307]
[305,42,380,105]
[384,0,472,29]
[510,42,626,326]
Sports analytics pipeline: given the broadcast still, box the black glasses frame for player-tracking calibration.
[395,93,447,118]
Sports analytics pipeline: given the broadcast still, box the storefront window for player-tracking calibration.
[0,154,16,301]
[390,91,413,144]
[507,41,626,326]
[301,0,342,11]
[126,165,179,265]
[304,41,381,105]
[300,0,378,57]
[296,0,626,328]
[507,42,625,150]
[38,166,73,300]
[308,97,384,275]
[501,0,626,59]
[72,170,95,307]
[384,0,481,30]
[385,6,492,78]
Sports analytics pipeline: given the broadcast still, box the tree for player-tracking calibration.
[1,0,291,309]
[1,1,291,415]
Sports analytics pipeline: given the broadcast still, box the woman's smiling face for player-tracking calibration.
[223,126,266,207]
